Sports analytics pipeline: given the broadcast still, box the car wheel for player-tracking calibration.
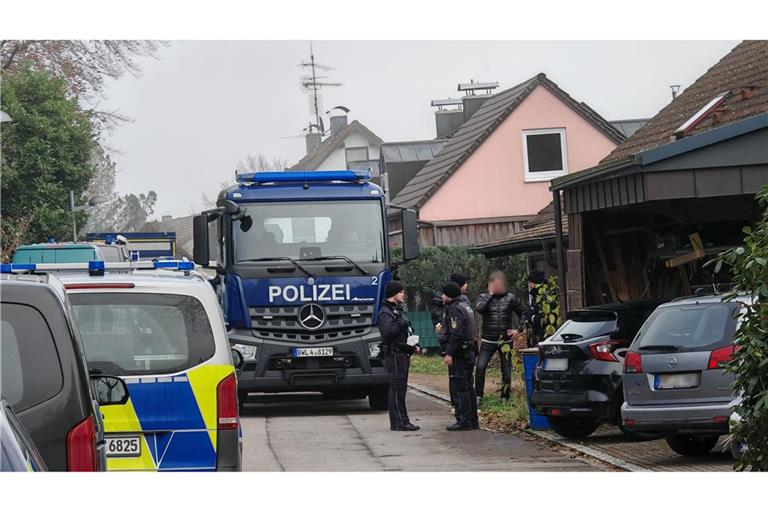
[665,434,719,456]
[549,416,600,439]
[368,388,389,411]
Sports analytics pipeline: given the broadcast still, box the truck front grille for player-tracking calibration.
[249,304,374,343]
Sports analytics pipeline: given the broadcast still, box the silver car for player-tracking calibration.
[621,293,746,456]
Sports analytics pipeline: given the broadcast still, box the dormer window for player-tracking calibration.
[522,128,568,182]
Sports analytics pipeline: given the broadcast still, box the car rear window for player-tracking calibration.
[69,293,216,376]
[634,302,739,352]
[1,304,64,412]
[550,316,617,342]
[13,248,98,264]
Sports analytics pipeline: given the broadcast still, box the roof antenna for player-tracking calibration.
[670,85,681,100]
[299,42,342,135]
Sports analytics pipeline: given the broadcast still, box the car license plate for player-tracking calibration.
[544,358,569,371]
[654,373,698,390]
[292,347,334,358]
[106,436,141,457]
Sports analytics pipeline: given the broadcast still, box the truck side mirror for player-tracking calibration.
[193,214,210,267]
[401,209,420,261]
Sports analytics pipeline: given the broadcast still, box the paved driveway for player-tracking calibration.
[240,391,601,471]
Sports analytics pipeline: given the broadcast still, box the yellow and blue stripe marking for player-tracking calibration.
[101,365,233,471]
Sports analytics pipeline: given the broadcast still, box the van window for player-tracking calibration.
[13,247,98,264]
[1,304,64,412]
[635,303,739,352]
[69,293,216,375]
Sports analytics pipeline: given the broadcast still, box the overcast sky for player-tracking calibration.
[99,40,738,218]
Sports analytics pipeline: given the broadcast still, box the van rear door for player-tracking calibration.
[69,291,226,471]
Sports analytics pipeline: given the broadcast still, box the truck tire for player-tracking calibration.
[665,434,719,456]
[368,388,389,411]
[549,416,600,439]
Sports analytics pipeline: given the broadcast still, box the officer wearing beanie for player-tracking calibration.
[441,282,479,431]
[378,281,420,431]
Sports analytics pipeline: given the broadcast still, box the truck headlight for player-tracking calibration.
[368,342,381,358]
[232,343,258,361]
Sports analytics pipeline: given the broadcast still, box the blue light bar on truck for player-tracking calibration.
[236,170,371,185]
[1,260,194,275]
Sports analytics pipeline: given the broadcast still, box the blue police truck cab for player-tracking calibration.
[192,170,419,409]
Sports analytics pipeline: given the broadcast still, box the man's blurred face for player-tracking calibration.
[491,277,506,294]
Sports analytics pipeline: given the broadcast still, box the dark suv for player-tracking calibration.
[531,301,662,439]
[1,272,129,471]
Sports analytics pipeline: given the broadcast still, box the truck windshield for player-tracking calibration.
[233,200,385,263]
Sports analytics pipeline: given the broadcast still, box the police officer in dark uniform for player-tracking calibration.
[378,281,420,432]
[441,282,479,431]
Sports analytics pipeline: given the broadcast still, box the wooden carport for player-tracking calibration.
[550,113,768,314]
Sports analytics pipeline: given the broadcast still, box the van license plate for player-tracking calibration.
[654,373,698,390]
[292,347,334,357]
[544,358,569,371]
[106,436,140,457]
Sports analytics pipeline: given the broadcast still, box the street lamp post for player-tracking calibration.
[70,191,107,242]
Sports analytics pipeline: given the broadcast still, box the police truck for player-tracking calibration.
[192,170,419,409]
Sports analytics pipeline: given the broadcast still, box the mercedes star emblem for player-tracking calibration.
[298,303,325,330]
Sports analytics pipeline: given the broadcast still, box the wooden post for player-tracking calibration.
[553,190,567,316]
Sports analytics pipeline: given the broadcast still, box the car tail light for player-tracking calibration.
[713,416,729,424]
[588,341,621,362]
[217,372,239,430]
[624,350,642,373]
[708,345,736,369]
[67,415,98,471]
[549,408,562,416]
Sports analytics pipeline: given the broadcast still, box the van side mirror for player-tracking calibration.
[193,214,210,267]
[90,375,130,406]
[400,209,420,261]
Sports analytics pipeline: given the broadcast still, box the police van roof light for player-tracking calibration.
[236,170,371,185]
[1,263,37,273]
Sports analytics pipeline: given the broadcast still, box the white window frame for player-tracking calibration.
[522,128,568,182]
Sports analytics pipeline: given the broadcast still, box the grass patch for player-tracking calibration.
[410,354,502,379]
[479,391,529,432]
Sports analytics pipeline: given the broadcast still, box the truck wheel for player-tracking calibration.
[549,416,600,439]
[368,389,389,411]
[665,434,719,456]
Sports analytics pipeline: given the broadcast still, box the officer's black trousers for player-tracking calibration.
[386,352,411,428]
[448,352,479,427]
[476,341,512,399]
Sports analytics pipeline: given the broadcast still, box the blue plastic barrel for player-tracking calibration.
[521,348,551,430]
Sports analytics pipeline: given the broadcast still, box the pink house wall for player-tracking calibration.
[419,85,618,222]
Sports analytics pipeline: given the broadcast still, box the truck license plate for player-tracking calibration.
[106,436,141,457]
[292,347,334,358]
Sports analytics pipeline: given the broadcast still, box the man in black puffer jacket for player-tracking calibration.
[475,270,528,402]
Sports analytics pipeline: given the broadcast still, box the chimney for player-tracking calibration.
[431,98,464,138]
[458,80,499,122]
[305,132,322,154]
[329,114,348,137]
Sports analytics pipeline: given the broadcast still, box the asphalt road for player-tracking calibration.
[240,390,600,471]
